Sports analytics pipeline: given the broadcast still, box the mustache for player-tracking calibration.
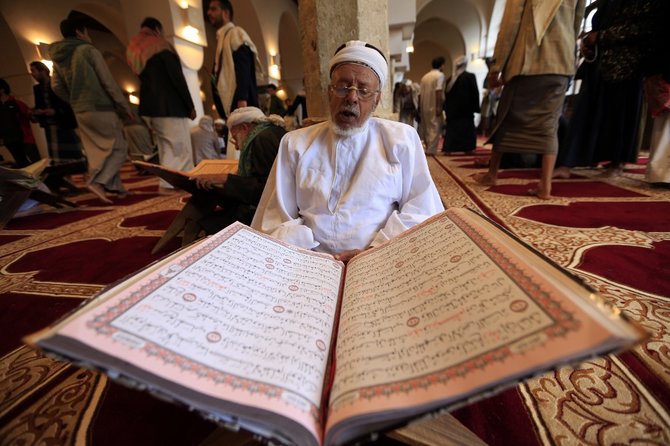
[337,105,359,116]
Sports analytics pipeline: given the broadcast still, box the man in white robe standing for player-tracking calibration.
[418,56,446,154]
[252,40,444,262]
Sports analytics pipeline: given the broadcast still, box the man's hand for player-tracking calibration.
[487,71,503,88]
[579,31,598,60]
[192,174,228,190]
[333,249,362,263]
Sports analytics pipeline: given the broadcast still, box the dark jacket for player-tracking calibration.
[230,45,259,113]
[33,82,78,129]
[222,124,285,205]
[139,50,194,117]
[444,71,480,119]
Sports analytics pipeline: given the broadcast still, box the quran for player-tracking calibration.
[133,159,238,193]
[27,208,646,446]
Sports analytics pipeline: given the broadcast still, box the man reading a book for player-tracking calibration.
[186,106,286,236]
[252,40,444,262]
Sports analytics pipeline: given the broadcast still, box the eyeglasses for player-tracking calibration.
[329,85,379,101]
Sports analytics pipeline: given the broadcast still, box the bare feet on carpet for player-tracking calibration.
[87,183,113,204]
[552,166,571,179]
[528,188,551,200]
[597,166,623,178]
[117,190,134,199]
[473,172,497,186]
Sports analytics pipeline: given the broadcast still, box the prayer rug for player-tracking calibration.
[424,149,670,445]
[1,150,669,446]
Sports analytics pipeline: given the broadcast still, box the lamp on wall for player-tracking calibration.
[36,42,53,71]
[269,53,281,80]
[128,91,140,105]
[178,1,200,43]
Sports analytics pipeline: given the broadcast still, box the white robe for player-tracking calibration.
[418,69,446,153]
[251,118,445,254]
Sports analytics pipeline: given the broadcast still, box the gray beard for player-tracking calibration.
[329,118,370,137]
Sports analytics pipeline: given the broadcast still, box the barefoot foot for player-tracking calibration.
[597,166,623,178]
[552,166,571,179]
[473,172,497,186]
[528,188,551,200]
[87,183,113,204]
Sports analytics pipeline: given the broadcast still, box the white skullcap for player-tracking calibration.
[329,40,388,88]
[214,118,225,125]
[454,55,468,68]
[226,106,266,128]
[226,106,287,130]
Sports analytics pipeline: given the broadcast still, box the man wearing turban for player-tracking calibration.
[252,40,444,263]
[177,107,285,241]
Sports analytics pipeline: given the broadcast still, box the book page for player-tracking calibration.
[188,159,239,177]
[325,208,641,436]
[52,224,342,440]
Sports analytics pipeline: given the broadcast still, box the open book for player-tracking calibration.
[134,159,239,193]
[27,208,646,446]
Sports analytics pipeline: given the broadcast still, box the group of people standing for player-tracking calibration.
[395,54,481,156]
[407,0,669,199]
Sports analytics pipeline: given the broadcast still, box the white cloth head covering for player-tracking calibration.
[198,115,214,132]
[454,55,467,69]
[214,118,225,126]
[329,40,388,88]
[227,106,286,129]
[447,55,468,92]
[226,107,266,128]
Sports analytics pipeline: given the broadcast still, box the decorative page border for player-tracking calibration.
[84,224,326,421]
[350,211,580,402]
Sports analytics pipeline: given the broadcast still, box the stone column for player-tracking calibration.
[298,0,390,120]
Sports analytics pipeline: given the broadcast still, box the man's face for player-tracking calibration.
[328,63,381,133]
[207,1,230,28]
[30,67,47,83]
[230,123,250,149]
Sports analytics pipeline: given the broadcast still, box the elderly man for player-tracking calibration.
[251,40,444,262]
[179,107,285,239]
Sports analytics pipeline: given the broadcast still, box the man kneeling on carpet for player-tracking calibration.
[251,40,444,263]
[184,106,285,238]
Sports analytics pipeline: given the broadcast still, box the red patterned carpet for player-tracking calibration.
[1,152,669,445]
[429,149,670,445]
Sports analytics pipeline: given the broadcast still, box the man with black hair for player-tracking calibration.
[127,17,196,190]
[30,61,87,193]
[0,78,41,168]
[266,84,286,117]
[207,0,261,118]
[418,56,446,154]
[30,61,84,165]
[49,18,133,203]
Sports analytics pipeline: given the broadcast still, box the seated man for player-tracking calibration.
[188,106,285,236]
[251,40,444,262]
